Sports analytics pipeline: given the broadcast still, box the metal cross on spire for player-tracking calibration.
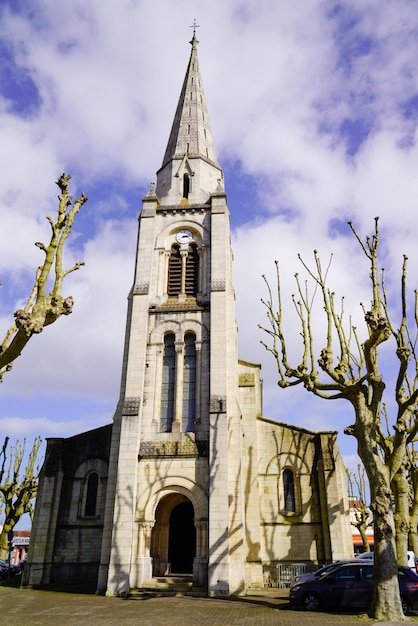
[190,19,200,36]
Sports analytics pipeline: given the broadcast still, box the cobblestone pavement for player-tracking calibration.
[1,587,417,626]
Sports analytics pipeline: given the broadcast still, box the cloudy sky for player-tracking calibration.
[1,0,418,507]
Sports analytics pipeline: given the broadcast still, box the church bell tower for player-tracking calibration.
[98,32,246,596]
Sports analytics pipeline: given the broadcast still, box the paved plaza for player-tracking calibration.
[0,586,415,626]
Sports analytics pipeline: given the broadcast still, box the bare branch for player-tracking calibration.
[0,174,86,382]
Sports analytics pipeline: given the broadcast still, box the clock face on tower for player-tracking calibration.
[175,229,193,244]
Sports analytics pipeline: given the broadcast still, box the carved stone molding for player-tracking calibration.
[238,372,255,387]
[122,397,141,415]
[139,439,208,458]
[211,278,225,292]
[133,282,149,295]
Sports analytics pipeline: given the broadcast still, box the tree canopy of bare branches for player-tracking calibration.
[0,174,87,381]
[260,218,418,621]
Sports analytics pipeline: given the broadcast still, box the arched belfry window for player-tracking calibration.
[167,245,182,296]
[161,333,176,432]
[283,468,296,513]
[183,173,190,198]
[167,241,199,298]
[183,333,196,432]
[185,244,199,296]
[84,471,99,517]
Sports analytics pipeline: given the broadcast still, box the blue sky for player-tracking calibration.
[2,0,418,526]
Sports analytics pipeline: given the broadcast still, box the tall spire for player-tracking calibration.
[161,33,218,168]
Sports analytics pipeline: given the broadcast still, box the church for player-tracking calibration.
[23,33,353,597]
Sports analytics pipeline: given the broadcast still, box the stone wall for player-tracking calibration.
[23,424,112,590]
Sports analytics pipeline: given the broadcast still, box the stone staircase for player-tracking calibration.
[132,575,206,597]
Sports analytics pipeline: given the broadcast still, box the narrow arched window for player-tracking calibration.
[161,333,176,432]
[183,173,190,198]
[85,472,99,516]
[183,333,196,432]
[283,468,296,513]
[167,245,182,296]
[185,244,199,296]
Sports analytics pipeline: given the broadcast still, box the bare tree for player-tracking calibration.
[347,466,372,552]
[259,218,418,621]
[0,436,42,560]
[0,173,87,381]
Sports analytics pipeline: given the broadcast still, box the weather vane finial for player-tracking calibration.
[190,19,200,37]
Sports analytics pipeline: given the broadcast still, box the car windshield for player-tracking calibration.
[319,563,341,577]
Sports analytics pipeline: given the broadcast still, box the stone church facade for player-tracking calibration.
[23,34,353,596]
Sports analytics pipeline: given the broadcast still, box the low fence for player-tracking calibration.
[276,563,315,588]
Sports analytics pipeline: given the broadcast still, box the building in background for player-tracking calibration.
[349,497,374,555]
[23,34,352,596]
[0,529,30,566]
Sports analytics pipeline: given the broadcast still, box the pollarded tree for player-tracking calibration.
[0,436,42,560]
[0,173,87,381]
[259,218,418,621]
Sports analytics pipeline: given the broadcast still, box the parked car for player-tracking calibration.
[355,551,373,559]
[355,550,418,573]
[289,561,418,615]
[292,559,369,584]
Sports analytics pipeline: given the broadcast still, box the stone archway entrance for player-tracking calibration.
[151,493,196,577]
[168,500,195,573]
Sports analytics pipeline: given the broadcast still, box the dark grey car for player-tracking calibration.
[289,562,418,615]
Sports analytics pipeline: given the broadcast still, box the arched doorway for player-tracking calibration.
[151,493,196,576]
[168,500,195,573]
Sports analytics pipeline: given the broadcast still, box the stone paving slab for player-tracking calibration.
[0,586,417,625]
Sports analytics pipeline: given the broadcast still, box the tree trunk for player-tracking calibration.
[0,524,12,561]
[359,525,370,552]
[409,467,418,557]
[357,420,404,620]
[392,467,410,567]
[410,530,418,558]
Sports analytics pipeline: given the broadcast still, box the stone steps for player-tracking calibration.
[132,575,206,597]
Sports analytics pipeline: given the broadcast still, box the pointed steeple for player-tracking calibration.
[162,34,218,167]
[156,33,223,204]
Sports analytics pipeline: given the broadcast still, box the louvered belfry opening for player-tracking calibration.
[167,244,182,296]
[167,242,199,297]
[185,243,198,296]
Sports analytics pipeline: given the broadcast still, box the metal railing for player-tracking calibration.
[276,563,310,588]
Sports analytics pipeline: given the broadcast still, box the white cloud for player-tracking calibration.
[1,216,136,399]
[0,414,105,440]
[1,0,418,473]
